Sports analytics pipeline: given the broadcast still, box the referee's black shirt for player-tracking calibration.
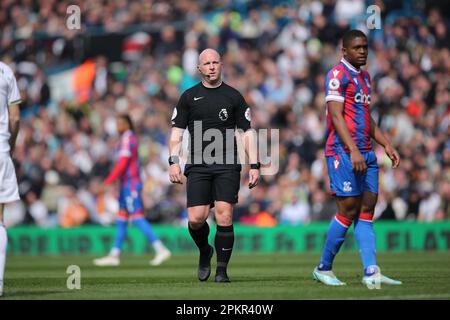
[171,81,252,170]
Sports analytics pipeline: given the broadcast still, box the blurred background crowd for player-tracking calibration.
[1,0,449,228]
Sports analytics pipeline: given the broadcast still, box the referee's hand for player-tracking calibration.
[169,164,183,184]
[248,169,260,189]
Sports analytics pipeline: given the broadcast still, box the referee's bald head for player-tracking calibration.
[198,48,221,64]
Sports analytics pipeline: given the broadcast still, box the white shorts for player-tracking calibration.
[0,156,20,203]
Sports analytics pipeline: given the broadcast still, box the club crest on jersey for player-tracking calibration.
[329,78,340,90]
[219,108,229,121]
[343,181,352,192]
[245,107,251,121]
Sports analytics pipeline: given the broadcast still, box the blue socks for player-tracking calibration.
[132,217,159,243]
[113,219,128,250]
[354,213,377,276]
[318,214,352,271]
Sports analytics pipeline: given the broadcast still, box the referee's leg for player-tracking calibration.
[214,201,234,283]
[188,205,214,281]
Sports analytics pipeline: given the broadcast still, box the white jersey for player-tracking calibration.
[0,62,21,153]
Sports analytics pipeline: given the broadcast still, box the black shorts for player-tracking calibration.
[185,165,241,208]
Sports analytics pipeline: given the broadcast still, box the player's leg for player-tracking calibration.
[132,215,171,266]
[314,152,363,285]
[122,185,171,266]
[186,170,214,281]
[0,204,6,296]
[0,156,21,295]
[93,190,129,266]
[355,192,378,278]
[212,169,240,283]
[357,152,401,287]
[313,196,361,285]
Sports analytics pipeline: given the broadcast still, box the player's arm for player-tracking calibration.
[104,156,130,185]
[369,115,400,168]
[168,127,184,184]
[8,102,20,155]
[327,101,367,174]
[7,68,21,156]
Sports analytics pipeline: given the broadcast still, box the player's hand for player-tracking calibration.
[350,149,367,175]
[248,169,260,189]
[385,144,400,169]
[169,164,183,184]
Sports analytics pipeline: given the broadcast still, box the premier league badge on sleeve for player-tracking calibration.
[244,107,251,121]
[329,78,340,90]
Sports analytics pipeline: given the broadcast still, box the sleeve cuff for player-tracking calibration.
[325,95,345,103]
[8,99,22,105]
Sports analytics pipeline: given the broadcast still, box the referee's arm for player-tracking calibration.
[242,129,260,189]
[168,127,184,184]
[234,95,259,189]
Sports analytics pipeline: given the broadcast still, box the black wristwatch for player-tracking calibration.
[250,162,261,170]
[168,155,180,166]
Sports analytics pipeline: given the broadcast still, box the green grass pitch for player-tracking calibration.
[2,252,450,300]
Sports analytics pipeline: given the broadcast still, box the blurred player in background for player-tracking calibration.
[0,61,21,296]
[313,30,402,288]
[93,114,171,267]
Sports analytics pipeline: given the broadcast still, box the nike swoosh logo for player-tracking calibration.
[222,248,232,251]
[194,96,204,101]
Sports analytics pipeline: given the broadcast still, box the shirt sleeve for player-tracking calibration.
[7,71,21,105]
[118,136,132,158]
[171,92,189,129]
[235,93,251,131]
[324,67,348,103]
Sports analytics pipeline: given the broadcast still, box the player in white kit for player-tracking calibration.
[0,61,21,297]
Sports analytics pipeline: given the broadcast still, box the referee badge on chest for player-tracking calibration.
[219,108,229,121]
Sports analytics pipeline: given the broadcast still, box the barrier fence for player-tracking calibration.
[7,222,450,255]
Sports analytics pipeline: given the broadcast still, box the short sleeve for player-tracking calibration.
[118,136,132,158]
[8,71,21,105]
[324,67,348,103]
[171,92,189,129]
[235,93,251,131]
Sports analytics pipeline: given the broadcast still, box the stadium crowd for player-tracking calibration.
[1,0,449,228]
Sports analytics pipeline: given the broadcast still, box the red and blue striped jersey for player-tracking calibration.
[324,58,372,156]
[117,130,142,188]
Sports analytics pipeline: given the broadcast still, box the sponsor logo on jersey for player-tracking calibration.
[334,158,339,169]
[354,90,371,104]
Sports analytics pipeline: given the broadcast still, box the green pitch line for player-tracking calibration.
[2,252,450,300]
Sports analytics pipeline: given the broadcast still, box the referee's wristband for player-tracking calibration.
[250,162,261,170]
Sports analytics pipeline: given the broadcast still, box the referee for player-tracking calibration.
[168,48,260,283]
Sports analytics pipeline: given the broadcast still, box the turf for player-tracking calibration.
[2,252,450,300]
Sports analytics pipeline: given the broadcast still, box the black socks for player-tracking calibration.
[214,225,234,274]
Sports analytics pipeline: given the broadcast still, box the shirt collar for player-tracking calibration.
[341,57,361,73]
